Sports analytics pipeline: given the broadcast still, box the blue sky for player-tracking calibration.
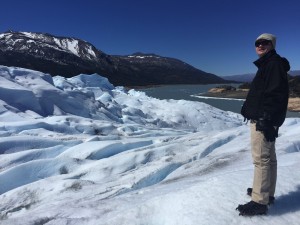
[1,0,300,77]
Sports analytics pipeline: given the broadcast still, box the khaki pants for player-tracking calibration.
[250,123,277,205]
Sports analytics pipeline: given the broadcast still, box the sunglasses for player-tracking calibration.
[255,40,271,47]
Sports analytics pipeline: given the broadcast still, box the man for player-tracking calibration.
[236,33,290,216]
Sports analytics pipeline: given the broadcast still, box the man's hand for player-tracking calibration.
[256,118,278,142]
[256,118,270,132]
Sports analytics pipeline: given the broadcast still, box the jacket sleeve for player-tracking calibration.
[261,60,289,119]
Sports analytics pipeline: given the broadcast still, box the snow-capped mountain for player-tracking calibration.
[0,31,226,86]
[0,31,113,80]
[0,31,102,61]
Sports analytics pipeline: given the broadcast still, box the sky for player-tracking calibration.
[1,65,300,224]
[1,0,300,77]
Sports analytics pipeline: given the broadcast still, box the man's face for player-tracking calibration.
[255,39,273,57]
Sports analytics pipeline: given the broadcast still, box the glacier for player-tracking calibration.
[0,65,300,225]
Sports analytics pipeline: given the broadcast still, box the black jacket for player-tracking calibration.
[241,49,290,127]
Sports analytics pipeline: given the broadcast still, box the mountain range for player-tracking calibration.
[0,31,227,86]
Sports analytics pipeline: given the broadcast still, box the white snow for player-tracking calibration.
[53,38,80,57]
[0,65,300,225]
[128,55,161,59]
[86,45,97,59]
[21,32,37,39]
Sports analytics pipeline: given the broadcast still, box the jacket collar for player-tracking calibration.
[253,49,277,68]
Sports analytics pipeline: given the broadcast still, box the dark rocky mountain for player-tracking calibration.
[0,31,227,86]
[112,52,226,86]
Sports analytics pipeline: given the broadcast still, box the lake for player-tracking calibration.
[137,84,300,118]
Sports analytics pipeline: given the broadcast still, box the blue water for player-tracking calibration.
[138,84,300,118]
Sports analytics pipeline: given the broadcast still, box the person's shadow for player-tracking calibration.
[269,185,300,215]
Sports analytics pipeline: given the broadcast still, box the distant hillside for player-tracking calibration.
[223,73,255,83]
[223,70,300,83]
[289,70,300,76]
[217,75,300,98]
[0,31,227,86]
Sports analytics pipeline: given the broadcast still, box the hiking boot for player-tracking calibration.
[247,188,275,205]
[236,201,268,216]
